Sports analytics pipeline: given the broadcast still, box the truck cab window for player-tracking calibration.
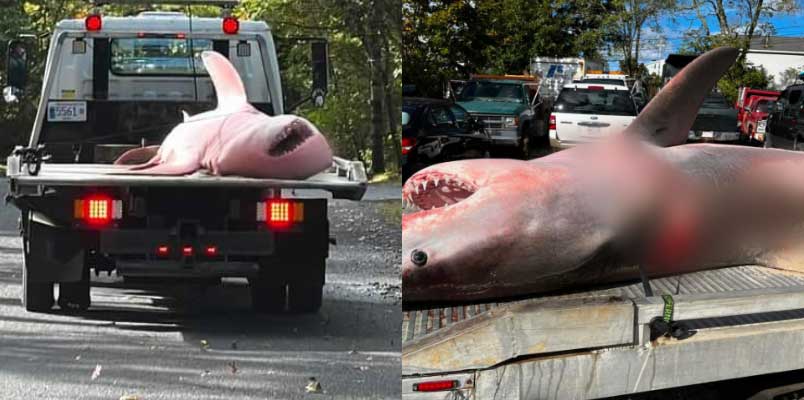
[111,38,213,76]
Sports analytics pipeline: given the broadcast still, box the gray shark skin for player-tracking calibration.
[402,47,804,304]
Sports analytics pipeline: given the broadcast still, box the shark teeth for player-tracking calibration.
[402,172,478,213]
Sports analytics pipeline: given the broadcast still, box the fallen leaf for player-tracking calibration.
[305,377,322,393]
[119,395,141,400]
[228,361,238,374]
[200,340,209,351]
[91,364,102,381]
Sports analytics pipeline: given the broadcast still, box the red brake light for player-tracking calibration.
[402,137,416,155]
[182,246,193,256]
[205,246,217,256]
[85,14,102,31]
[549,114,556,130]
[84,196,111,225]
[157,246,169,256]
[587,85,604,91]
[267,200,292,227]
[222,17,239,34]
[413,380,458,392]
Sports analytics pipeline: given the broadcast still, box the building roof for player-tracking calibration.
[746,36,804,54]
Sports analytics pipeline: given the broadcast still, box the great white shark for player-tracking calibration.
[402,47,804,303]
[114,51,333,180]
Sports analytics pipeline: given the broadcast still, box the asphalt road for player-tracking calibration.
[0,182,401,399]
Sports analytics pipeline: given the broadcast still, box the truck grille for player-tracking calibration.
[474,114,505,131]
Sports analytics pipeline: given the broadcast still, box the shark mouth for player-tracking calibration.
[403,172,478,211]
[268,120,314,157]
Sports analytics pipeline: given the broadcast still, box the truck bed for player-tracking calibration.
[7,157,367,200]
[403,266,804,399]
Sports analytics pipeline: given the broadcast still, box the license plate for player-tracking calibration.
[702,131,714,138]
[47,101,87,122]
[757,123,766,133]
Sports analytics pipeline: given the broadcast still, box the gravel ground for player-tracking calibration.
[0,182,401,400]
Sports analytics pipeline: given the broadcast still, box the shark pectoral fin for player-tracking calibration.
[626,47,739,147]
[201,50,248,111]
[759,244,804,275]
[182,110,191,122]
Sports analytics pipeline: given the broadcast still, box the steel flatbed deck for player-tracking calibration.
[8,157,367,200]
[402,265,804,399]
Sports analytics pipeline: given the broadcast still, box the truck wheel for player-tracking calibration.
[287,282,323,313]
[22,254,54,312]
[58,265,90,312]
[520,136,531,160]
[249,278,286,313]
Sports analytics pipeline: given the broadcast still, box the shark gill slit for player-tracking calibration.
[268,120,314,157]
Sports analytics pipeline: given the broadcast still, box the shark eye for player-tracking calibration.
[411,249,428,266]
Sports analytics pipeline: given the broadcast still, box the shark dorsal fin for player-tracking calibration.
[201,50,248,112]
[626,47,739,147]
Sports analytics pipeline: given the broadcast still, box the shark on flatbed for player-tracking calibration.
[402,47,804,304]
[115,51,333,180]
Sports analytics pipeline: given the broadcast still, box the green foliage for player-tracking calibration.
[403,0,611,98]
[0,1,397,172]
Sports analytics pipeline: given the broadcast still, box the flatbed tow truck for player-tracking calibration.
[402,266,804,399]
[4,0,366,313]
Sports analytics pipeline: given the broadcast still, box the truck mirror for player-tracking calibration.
[310,41,328,107]
[775,101,786,112]
[5,39,28,98]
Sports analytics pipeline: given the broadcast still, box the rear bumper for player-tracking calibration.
[117,260,259,278]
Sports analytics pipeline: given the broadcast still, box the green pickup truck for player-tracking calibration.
[451,74,548,158]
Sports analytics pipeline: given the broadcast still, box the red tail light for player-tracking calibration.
[222,16,239,34]
[413,380,458,392]
[205,246,217,256]
[157,245,169,256]
[402,137,416,155]
[587,85,604,91]
[85,14,102,31]
[549,114,556,130]
[74,195,122,226]
[182,246,193,256]
[256,200,303,228]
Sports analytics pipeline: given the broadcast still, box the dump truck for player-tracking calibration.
[3,0,366,314]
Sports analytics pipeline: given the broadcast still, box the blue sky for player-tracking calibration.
[605,4,804,69]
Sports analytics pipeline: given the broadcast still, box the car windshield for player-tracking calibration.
[701,94,730,108]
[756,100,770,113]
[457,81,522,103]
[111,38,213,75]
[554,88,637,116]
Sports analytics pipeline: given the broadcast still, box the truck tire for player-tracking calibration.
[249,279,286,313]
[287,257,325,313]
[58,265,90,312]
[21,238,54,312]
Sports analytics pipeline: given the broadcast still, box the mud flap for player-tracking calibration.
[26,214,85,283]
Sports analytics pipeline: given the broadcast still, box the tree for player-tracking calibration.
[606,0,674,76]
[403,0,612,98]
[779,66,804,89]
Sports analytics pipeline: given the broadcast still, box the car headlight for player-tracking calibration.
[503,116,519,128]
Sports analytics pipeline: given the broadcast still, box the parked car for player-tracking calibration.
[766,79,804,150]
[402,97,491,181]
[687,92,740,142]
[548,83,638,150]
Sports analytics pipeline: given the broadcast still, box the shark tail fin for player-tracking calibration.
[201,50,248,111]
[626,47,739,147]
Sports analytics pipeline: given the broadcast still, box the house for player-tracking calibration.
[744,35,804,88]
[644,59,665,77]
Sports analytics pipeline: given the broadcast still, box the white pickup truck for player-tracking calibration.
[4,0,366,314]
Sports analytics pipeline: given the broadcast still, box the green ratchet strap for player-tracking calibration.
[649,294,696,341]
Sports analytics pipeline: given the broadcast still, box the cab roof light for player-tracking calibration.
[222,16,239,34]
[85,14,102,32]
